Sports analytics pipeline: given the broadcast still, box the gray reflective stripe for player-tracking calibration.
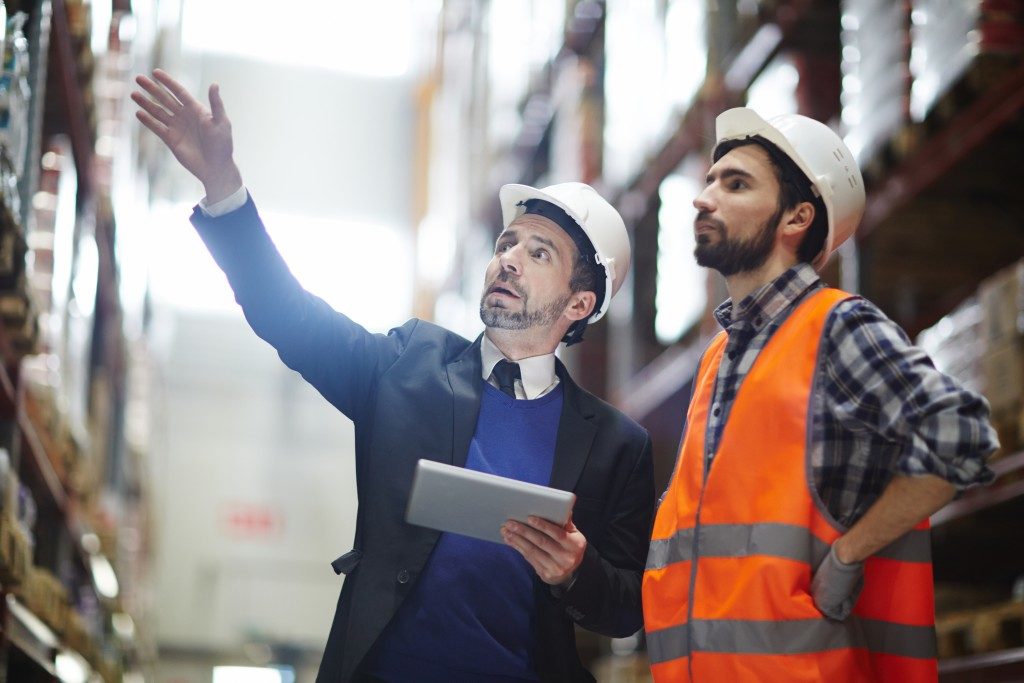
[875,528,931,563]
[647,523,826,570]
[698,523,830,566]
[647,617,936,664]
[647,529,695,569]
[647,622,689,666]
[647,523,931,571]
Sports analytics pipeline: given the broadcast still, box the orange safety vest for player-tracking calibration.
[643,288,937,682]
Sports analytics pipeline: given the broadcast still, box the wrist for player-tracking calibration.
[833,537,862,566]
[202,163,243,205]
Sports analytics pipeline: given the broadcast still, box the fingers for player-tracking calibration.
[152,68,203,110]
[135,73,183,114]
[208,83,228,123]
[502,524,560,578]
[130,90,174,127]
[134,109,170,141]
[520,515,566,537]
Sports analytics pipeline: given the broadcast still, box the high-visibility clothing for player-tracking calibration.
[643,288,937,682]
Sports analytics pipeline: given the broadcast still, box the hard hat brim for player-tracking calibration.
[499,184,587,231]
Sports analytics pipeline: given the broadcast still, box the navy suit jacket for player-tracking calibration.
[191,198,655,682]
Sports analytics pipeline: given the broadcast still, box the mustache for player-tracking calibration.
[486,271,525,298]
[694,211,725,232]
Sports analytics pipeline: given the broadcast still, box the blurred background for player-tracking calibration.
[0,0,1021,681]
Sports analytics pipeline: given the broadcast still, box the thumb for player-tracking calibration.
[209,83,228,122]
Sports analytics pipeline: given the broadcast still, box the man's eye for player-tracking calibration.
[496,242,512,253]
[729,179,747,190]
[534,249,550,261]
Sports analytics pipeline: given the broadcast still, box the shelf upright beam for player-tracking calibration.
[48,0,94,198]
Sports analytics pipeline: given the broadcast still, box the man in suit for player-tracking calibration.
[133,70,654,682]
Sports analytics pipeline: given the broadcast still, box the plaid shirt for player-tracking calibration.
[704,263,998,528]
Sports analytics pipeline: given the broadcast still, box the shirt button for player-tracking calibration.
[712,403,721,416]
[727,350,737,360]
[397,569,410,584]
[754,316,764,326]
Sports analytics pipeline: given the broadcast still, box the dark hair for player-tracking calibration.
[519,198,607,343]
[713,136,828,263]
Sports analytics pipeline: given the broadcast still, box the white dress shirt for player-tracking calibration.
[480,334,559,400]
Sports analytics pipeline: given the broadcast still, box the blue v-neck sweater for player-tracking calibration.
[366,382,564,682]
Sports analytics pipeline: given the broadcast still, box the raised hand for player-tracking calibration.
[132,69,242,203]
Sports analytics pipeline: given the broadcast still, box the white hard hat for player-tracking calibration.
[499,181,630,323]
[715,107,865,269]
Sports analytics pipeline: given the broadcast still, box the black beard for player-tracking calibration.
[694,205,783,276]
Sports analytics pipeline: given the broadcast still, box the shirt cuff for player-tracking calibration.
[199,186,248,217]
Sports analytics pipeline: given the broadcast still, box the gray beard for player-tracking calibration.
[479,292,572,331]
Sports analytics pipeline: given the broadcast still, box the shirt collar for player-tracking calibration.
[713,263,821,333]
[480,334,558,400]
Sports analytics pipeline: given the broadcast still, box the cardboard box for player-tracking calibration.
[979,260,1024,347]
[981,339,1024,415]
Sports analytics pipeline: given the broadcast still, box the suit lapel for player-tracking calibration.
[447,334,485,467]
[548,361,597,491]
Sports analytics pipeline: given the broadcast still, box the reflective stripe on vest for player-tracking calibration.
[642,288,937,682]
[647,523,932,570]
[647,617,938,663]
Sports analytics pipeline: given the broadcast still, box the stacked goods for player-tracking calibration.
[936,599,1024,658]
[840,0,912,171]
[918,259,1024,456]
[916,297,984,393]
[0,449,32,587]
[978,260,1024,453]
[21,566,69,635]
[62,608,94,661]
[910,0,1024,122]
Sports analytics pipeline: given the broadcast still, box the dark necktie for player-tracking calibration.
[492,359,521,399]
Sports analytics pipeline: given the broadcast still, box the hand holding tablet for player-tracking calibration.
[405,459,576,544]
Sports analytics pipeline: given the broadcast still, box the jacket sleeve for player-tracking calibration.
[555,432,655,637]
[190,196,412,424]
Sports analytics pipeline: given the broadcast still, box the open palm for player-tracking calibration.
[132,69,240,200]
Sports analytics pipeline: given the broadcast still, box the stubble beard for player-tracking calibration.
[479,285,572,332]
[694,205,784,276]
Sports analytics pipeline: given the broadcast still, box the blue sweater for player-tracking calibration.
[365,383,564,682]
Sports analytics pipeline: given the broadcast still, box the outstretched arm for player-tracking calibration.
[132,69,242,204]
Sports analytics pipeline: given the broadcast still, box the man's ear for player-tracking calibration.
[566,291,597,322]
[780,201,815,238]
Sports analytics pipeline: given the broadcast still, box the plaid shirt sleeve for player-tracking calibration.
[824,298,998,489]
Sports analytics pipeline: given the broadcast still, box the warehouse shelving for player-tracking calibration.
[435,1,1024,679]
[931,450,1024,527]
[0,0,148,680]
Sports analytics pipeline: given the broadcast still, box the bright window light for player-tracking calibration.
[664,0,706,108]
[146,202,413,331]
[656,171,706,344]
[212,667,285,683]
[181,0,417,78]
[745,54,799,120]
[604,0,667,186]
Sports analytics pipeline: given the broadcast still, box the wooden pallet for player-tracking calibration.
[938,600,1024,659]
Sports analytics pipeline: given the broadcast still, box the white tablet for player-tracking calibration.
[405,459,577,544]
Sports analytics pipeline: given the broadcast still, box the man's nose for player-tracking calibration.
[499,247,522,275]
[693,186,715,213]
